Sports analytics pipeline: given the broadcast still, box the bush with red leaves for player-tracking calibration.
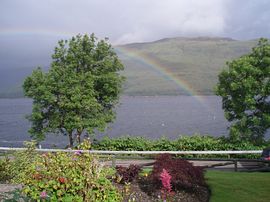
[116,164,142,184]
[150,154,206,191]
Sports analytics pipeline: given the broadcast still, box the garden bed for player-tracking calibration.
[116,178,210,202]
[112,154,210,202]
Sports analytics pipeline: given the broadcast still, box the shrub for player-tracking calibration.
[1,141,39,183]
[92,135,265,158]
[150,154,206,191]
[20,140,122,202]
[93,136,153,151]
[0,157,12,183]
[116,164,142,184]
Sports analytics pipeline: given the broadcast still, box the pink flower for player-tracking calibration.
[160,169,172,193]
[58,177,66,184]
[40,191,47,199]
[74,150,82,155]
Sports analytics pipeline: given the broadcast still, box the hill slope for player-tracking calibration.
[0,37,258,97]
[116,37,257,95]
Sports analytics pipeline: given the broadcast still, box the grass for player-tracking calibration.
[206,170,270,202]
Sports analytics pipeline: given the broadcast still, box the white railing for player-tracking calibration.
[0,147,262,155]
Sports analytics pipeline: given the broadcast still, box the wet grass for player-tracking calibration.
[206,170,270,202]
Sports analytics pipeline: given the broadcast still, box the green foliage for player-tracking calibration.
[93,135,264,151]
[20,141,122,202]
[0,158,12,183]
[1,141,39,183]
[92,135,266,158]
[93,136,153,151]
[216,38,270,144]
[23,34,124,147]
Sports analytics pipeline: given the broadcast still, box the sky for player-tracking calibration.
[0,0,270,70]
[1,0,270,44]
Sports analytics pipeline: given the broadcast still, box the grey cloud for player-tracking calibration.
[224,0,270,39]
[0,0,270,44]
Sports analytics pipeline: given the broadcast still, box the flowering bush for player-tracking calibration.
[150,154,206,191]
[20,140,122,201]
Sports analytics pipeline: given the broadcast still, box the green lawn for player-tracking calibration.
[206,171,270,202]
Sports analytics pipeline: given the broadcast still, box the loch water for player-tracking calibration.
[0,96,229,148]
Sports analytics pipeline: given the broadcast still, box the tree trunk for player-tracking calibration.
[76,131,82,144]
[68,133,74,148]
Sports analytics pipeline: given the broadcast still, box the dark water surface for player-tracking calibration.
[0,96,229,148]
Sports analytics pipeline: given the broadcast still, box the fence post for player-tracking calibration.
[112,155,116,168]
[234,160,238,172]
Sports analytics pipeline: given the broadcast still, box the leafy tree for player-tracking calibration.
[23,34,124,147]
[216,38,270,144]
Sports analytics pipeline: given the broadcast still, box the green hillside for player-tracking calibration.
[116,37,257,95]
[0,37,258,97]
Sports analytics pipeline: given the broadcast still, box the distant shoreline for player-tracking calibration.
[0,93,217,99]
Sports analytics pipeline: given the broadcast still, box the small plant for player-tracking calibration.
[150,154,206,191]
[160,169,174,201]
[116,164,142,184]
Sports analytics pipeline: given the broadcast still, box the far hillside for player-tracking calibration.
[116,37,257,95]
[0,36,258,97]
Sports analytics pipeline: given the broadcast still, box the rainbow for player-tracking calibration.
[0,29,209,107]
[116,46,208,106]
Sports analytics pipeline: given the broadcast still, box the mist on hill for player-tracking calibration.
[0,36,258,97]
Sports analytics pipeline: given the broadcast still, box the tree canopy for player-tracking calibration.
[23,34,124,147]
[216,38,270,144]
